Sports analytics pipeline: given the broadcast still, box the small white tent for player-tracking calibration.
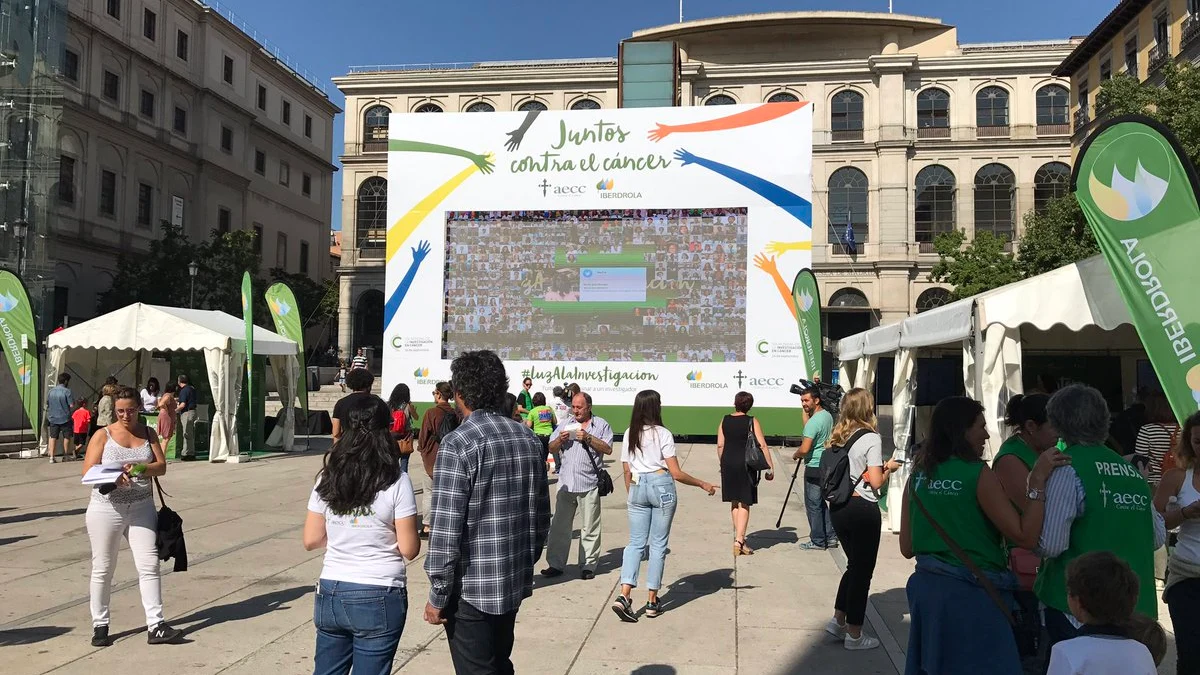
[45,303,300,462]
[835,256,1137,530]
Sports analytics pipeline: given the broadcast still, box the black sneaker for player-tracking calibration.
[91,625,110,647]
[147,622,183,644]
[611,595,638,623]
[540,567,563,578]
[643,601,662,618]
[580,569,595,580]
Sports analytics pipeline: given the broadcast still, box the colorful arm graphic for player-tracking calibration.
[383,241,432,328]
[764,241,813,256]
[648,102,806,142]
[387,139,494,174]
[674,149,812,227]
[505,109,543,151]
[753,252,798,321]
[386,159,489,261]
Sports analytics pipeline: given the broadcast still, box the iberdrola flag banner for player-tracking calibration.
[265,282,308,416]
[241,271,255,446]
[792,269,822,380]
[1073,115,1200,422]
[0,270,38,436]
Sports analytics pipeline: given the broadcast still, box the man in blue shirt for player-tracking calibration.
[175,374,198,460]
[46,373,75,464]
[792,386,837,550]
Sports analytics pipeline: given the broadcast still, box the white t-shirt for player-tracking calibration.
[846,432,884,502]
[620,425,676,474]
[140,389,158,413]
[553,400,572,427]
[307,473,417,587]
[1047,635,1156,675]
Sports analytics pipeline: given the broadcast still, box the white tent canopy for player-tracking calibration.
[46,303,300,461]
[834,256,1135,530]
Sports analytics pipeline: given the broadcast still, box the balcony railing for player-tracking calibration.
[358,229,386,257]
[1036,123,1070,136]
[342,142,389,157]
[976,125,1010,138]
[917,241,937,254]
[1149,43,1170,72]
[1185,15,1200,49]
[916,125,951,139]
[831,129,864,142]
[1073,107,1091,132]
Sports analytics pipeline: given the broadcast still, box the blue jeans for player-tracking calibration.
[313,579,408,675]
[803,477,838,547]
[400,455,410,474]
[620,471,677,591]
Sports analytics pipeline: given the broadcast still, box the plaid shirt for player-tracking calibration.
[553,415,614,493]
[424,408,551,614]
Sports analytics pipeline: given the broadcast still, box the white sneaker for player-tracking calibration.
[49,457,57,464]
[824,617,847,639]
[844,633,880,651]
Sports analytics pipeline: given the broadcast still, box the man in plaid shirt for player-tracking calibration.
[423,350,551,674]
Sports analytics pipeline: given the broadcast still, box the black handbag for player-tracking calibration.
[744,416,771,472]
[584,444,614,497]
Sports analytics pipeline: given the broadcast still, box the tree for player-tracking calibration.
[929,229,1023,299]
[1016,194,1099,278]
[1097,63,1200,167]
[99,222,199,312]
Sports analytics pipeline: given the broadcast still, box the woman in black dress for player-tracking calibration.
[718,391,774,556]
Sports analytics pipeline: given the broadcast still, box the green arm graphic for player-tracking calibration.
[387,139,494,174]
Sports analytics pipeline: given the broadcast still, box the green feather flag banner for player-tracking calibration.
[0,270,39,437]
[265,282,308,416]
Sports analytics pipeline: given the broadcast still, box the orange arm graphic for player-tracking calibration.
[648,102,807,142]
[753,252,798,320]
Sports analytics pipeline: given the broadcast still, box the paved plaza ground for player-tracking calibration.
[0,440,1179,674]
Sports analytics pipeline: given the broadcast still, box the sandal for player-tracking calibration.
[733,539,755,556]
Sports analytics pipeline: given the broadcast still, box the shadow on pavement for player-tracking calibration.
[658,568,753,613]
[0,508,86,525]
[534,547,624,590]
[746,526,798,551]
[0,626,71,646]
[631,666,677,675]
[0,535,36,546]
[170,584,313,636]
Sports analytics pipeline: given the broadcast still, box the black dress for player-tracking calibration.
[721,414,758,505]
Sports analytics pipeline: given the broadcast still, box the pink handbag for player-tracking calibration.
[1009,547,1040,591]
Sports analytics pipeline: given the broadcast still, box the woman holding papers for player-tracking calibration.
[81,387,182,648]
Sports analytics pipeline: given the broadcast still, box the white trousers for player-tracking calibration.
[86,499,163,629]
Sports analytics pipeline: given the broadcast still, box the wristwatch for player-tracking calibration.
[1027,487,1045,502]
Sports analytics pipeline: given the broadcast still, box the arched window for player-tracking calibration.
[827,167,869,255]
[917,88,950,138]
[414,103,443,113]
[704,94,736,106]
[916,288,953,313]
[465,101,495,113]
[1034,162,1071,211]
[768,92,799,103]
[831,90,864,141]
[1036,84,1070,132]
[356,177,387,254]
[517,100,548,112]
[976,86,1009,130]
[915,165,956,244]
[974,163,1016,241]
[570,98,601,110]
[829,288,870,309]
[362,105,390,151]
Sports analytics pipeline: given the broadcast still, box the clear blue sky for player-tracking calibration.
[215,0,1113,231]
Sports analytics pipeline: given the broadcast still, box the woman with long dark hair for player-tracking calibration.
[611,390,716,622]
[1154,411,1200,675]
[303,396,420,675]
[139,378,160,414]
[900,396,1067,675]
[717,391,773,556]
[386,383,418,474]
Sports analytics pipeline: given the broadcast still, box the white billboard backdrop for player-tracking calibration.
[384,102,814,410]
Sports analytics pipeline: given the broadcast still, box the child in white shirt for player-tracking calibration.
[1047,551,1166,675]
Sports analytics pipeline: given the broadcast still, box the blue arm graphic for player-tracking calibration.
[674,149,812,227]
[384,240,432,328]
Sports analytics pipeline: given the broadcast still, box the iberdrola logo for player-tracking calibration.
[16,364,31,385]
[0,291,19,312]
[797,290,815,312]
[241,292,248,312]
[1087,129,1174,222]
[1089,162,1169,221]
[686,370,702,381]
[269,297,291,317]
[413,367,429,377]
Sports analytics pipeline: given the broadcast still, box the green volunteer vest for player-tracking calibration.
[994,435,1038,471]
[1034,444,1157,618]
[910,457,1008,572]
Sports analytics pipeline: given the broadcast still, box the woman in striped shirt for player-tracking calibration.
[1135,393,1180,487]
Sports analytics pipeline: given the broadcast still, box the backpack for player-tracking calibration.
[436,407,461,442]
[819,428,873,508]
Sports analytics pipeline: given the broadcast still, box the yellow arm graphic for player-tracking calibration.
[386,158,489,261]
[764,240,813,256]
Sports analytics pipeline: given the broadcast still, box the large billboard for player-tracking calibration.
[385,102,813,433]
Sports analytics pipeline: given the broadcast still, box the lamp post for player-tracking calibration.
[188,260,198,308]
[11,219,28,277]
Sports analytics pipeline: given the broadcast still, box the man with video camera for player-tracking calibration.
[792,384,839,551]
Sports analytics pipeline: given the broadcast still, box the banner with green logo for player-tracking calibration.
[1073,115,1200,422]
[265,282,308,416]
[791,268,822,380]
[0,270,38,436]
[241,272,255,452]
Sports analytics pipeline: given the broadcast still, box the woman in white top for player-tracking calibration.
[825,388,901,651]
[139,378,160,414]
[304,395,420,675]
[611,390,716,623]
[1152,410,1200,675]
